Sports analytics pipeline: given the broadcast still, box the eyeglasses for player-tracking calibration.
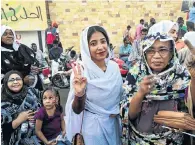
[8,77,22,83]
[145,47,172,57]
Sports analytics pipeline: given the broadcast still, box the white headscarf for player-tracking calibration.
[1,25,19,51]
[65,25,123,141]
[148,20,179,35]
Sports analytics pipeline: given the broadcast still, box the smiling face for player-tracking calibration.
[88,31,108,63]
[145,39,173,72]
[1,29,14,45]
[7,74,23,93]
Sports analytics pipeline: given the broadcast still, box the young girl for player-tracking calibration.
[35,88,68,145]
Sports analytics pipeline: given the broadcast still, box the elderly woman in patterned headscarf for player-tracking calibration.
[120,29,195,144]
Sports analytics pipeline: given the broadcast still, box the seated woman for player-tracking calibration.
[1,70,41,145]
[120,31,195,144]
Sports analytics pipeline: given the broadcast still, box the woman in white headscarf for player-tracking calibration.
[148,20,178,41]
[1,25,38,80]
[65,26,123,145]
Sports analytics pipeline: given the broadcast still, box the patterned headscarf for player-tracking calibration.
[123,32,190,101]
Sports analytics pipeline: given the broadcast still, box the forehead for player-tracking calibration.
[170,25,178,31]
[43,90,55,97]
[89,31,105,41]
[151,39,171,48]
[141,31,147,34]
[9,73,20,79]
[3,29,13,34]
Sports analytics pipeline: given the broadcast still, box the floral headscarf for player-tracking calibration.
[122,32,190,101]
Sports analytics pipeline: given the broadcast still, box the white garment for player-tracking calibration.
[1,25,20,51]
[128,47,137,62]
[148,20,178,35]
[65,25,123,145]
[35,49,48,67]
[51,60,59,76]
[183,31,195,47]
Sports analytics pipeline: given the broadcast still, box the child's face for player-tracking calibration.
[42,90,56,110]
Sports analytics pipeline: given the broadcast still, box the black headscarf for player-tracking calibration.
[1,70,28,104]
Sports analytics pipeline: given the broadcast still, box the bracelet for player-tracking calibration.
[75,87,86,98]
[76,93,86,100]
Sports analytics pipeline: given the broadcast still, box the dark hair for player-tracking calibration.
[127,25,131,29]
[186,21,195,31]
[87,26,109,45]
[70,50,76,56]
[72,133,85,145]
[140,19,144,23]
[141,28,148,33]
[53,40,58,44]
[193,2,195,7]
[41,87,63,112]
[177,17,184,21]
[150,18,155,22]
[31,43,36,46]
[123,37,129,43]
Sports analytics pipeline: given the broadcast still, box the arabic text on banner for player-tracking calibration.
[1,1,47,31]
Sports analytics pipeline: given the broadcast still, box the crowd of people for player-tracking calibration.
[1,2,195,145]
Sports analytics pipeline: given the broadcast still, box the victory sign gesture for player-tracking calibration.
[73,64,87,97]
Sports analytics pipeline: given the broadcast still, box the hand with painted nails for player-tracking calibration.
[73,64,87,97]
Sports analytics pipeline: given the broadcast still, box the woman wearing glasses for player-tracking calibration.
[1,70,41,145]
[120,30,195,144]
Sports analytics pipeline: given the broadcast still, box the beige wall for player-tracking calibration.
[49,0,186,53]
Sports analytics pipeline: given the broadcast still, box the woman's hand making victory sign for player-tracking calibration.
[73,64,87,97]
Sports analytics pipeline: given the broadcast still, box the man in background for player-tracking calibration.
[132,27,148,60]
[177,17,187,39]
[188,2,195,23]
[135,19,144,40]
[31,43,48,67]
[45,22,56,51]
[148,18,156,29]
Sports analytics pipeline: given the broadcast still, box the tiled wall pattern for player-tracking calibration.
[49,0,186,53]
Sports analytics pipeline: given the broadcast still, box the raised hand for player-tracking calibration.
[138,75,156,96]
[184,39,195,77]
[184,39,195,55]
[73,64,87,97]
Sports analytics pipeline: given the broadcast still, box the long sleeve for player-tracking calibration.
[2,121,14,143]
